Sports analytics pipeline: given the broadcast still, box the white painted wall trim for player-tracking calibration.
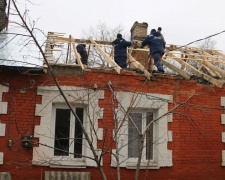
[221,97,225,166]
[32,86,104,168]
[0,152,3,164]
[0,84,9,165]
[111,92,173,169]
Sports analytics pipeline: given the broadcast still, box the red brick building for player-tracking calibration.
[1,22,225,180]
[0,65,225,179]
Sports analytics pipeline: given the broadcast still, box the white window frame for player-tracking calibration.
[50,104,86,164]
[32,86,104,168]
[127,110,155,163]
[0,84,8,137]
[0,84,8,165]
[111,92,173,169]
[221,97,225,166]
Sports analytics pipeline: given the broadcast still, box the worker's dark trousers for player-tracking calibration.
[152,52,163,71]
[115,56,127,69]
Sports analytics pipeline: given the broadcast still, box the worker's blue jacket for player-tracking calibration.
[142,33,165,55]
[112,38,133,57]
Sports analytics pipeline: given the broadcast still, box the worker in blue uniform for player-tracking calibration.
[141,29,165,73]
[112,34,134,69]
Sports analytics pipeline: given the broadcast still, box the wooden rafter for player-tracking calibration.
[46,32,225,88]
[161,58,190,80]
[89,37,122,74]
[71,36,84,70]
[207,50,225,59]
[128,54,151,80]
[192,48,225,77]
[165,52,224,88]
[180,48,220,77]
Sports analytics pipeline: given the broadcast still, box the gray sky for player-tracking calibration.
[11,0,225,52]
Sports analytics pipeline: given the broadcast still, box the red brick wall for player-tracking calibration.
[0,68,225,180]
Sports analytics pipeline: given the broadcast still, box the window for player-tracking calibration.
[33,86,104,168]
[111,92,173,169]
[53,105,84,159]
[0,84,8,165]
[128,111,154,160]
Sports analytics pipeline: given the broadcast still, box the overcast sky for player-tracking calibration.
[10,0,225,52]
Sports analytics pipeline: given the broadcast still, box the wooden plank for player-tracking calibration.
[181,48,223,77]
[201,64,217,77]
[128,54,151,80]
[109,46,114,58]
[193,48,225,77]
[45,48,61,51]
[201,50,225,65]
[214,71,222,78]
[68,35,72,64]
[108,46,114,67]
[161,58,190,80]
[208,50,225,59]
[165,52,224,88]
[179,48,225,63]
[165,53,202,78]
[202,74,224,88]
[71,36,84,70]
[89,37,122,74]
[129,48,149,52]
[57,36,113,46]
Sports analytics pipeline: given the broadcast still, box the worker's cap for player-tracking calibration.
[117,34,122,38]
[150,29,156,34]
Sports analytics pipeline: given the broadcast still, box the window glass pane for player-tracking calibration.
[146,112,153,160]
[54,108,70,156]
[128,112,142,158]
[74,107,83,158]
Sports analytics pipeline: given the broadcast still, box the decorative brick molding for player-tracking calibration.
[32,86,104,168]
[0,172,11,180]
[111,92,173,169]
[0,152,3,165]
[221,97,225,166]
[0,84,9,165]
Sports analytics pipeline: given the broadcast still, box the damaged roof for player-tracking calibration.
[1,29,225,88]
[44,32,225,88]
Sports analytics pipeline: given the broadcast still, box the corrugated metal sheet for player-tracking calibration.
[0,172,11,180]
[0,28,45,68]
[45,171,90,180]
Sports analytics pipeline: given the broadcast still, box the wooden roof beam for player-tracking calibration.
[193,48,225,77]
[57,36,113,46]
[165,52,224,88]
[180,48,223,78]
[128,54,151,80]
[161,58,190,80]
[89,37,122,74]
[71,36,84,70]
[206,50,225,59]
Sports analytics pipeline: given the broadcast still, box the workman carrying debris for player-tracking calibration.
[76,39,88,65]
[141,29,165,73]
[112,34,134,69]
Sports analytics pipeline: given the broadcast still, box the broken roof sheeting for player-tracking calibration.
[0,28,45,68]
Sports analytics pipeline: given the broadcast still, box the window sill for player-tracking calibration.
[126,162,159,169]
[49,160,86,168]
